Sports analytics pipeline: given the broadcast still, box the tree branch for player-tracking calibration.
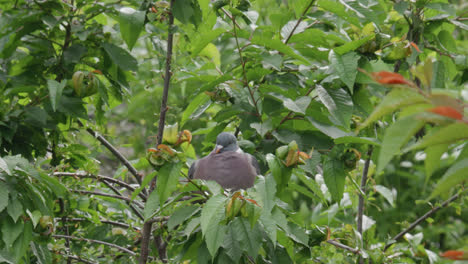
[101,180,145,221]
[56,217,141,231]
[140,0,175,263]
[77,120,143,186]
[384,191,463,251]
[52,251,97,264]
[283,0,315,44]
[72,190,144,209]
[357,147,373,264]
[54,172,147,201]
[53,234,136,256]
[326,240,360,254]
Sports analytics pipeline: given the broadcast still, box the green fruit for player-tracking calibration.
[72,71,85,96]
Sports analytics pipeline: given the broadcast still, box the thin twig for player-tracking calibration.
[53,172,147,201]
[140,0,175,262]
[283,0,316,44]
[221,7,240,28]
[278,86,315,127]
[55,217,141,231]
[101,180,145,221]
[52,251,98,264]
[77,120,143,186]
[357,147,373,264]
[230,15,261,118]
[53,234,136,256]
[326,240,360,254]
[71,190,144,209]
[383,191,463,251]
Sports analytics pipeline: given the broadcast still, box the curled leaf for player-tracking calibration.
[428,106,463,120]
[408,41,421,52]
[371,71,413,86]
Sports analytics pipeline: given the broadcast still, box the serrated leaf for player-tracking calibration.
[334,136,380,145]
[118,7,145,50]
[307,117,350,139]
[168,205,200,230]
[322,156,346,202]
[425,144,449,183]
[377,115,425,173]
[406,123,468,151]
[295,172,327,204]
[223,223,243,263]
[47,79,66,112]
[329,51,359,92]
[1,217,23,247]
[173,0,202,27]
[0,182,9,212]
[192,28,226,56]
[181,92,211,127]
[316,85,354,127]
[430,158,468,198]
[30,242,52,264]
[0,157,11,175]
[231,218,262,258]
[157,162,183,205]
[266,154,292,193]
[102,43,138,72]
[250,119,273,137]
[7,198,23,223]
[281,20,308,41]
[251,36,309,64]
[144,190,160,220]
[375,185,395,207]
[201,195,228,257]
[359,88,428,129]
[254,174,276,213]
[131,171,157,200]
[283,96,311,115]
[317,0,360,26]
[334,34,375,55]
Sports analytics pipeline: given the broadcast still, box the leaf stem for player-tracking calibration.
[283,0,316,44]
[326,239,360,254]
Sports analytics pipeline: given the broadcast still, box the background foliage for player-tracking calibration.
[0,0,467,263]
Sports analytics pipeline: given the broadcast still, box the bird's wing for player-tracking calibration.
[247,154,261,175]
[188,160,197,179]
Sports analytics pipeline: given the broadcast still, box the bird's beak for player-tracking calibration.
[214,145,223,154]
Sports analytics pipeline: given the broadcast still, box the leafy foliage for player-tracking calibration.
[0,0,467,263]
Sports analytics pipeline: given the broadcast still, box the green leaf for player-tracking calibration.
[295,172,327,204]
[266,154,292,193]
[118,7,145,50]
[231,218,262,258]
[12,221,32,262]
[450,20,468,31]
[173,0,202,26]
[1,217,23,247]
[316,85,354,127]
[251,36,309,64]
[0,157,11,175]
[144,190,160,220]
[102,43,138,72]
[30,242,52,264]
[317,0,360,26]
[323,156,346,202]
[131,171,157,200]
[377,115,425,173]
[375,185,395,207]
[47,79,66,112]
[283,96,311,115]
[157,162,183,205]
[425,144,449,183]
[7,198,23,223]
[192,28,226,56]
[334,34,375,55]
[201,194,228,257]
[0,182,9,212]
[329,51,359,92]
[181,92,211,127]
[406,123,468,151]
[254,174,276,213]
[430,158,468,198]
[0,250,15,264]
[334,136,380,145]
[359,88,428,129]
[168,205,200,231]
[307,117,350,139]
[250,119,273,137]
[26,210,41,228]
[223,223,243,263]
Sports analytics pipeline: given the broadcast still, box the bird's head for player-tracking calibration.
[214,132,238,153]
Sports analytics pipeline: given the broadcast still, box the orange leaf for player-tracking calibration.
[92,69,103,75]
[440,250,468,260]
[428,106,463,120]
[409,42,421,52]
[371,71,412,85]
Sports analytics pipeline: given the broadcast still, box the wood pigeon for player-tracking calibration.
[188,132,260,190]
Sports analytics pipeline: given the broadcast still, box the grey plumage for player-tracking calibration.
[188,132,260,190]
